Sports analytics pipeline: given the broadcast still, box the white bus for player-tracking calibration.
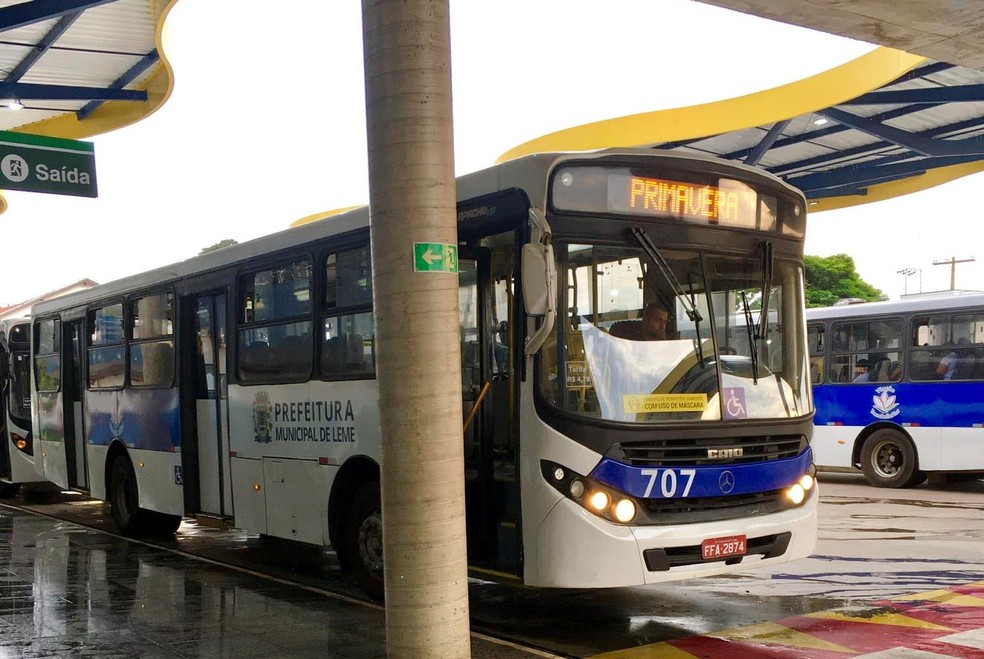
[31,149,817,600]
[0,317,43,497]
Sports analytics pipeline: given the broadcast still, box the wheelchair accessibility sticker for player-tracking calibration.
[724,387,747,419]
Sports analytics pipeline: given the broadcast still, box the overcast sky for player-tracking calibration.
[0,0,978,305]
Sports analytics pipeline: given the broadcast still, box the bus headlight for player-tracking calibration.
[541,460,641,525]
[588,491,610,511]
[614,499,636,523]
[786,483,806,505]
[799,474,815,491]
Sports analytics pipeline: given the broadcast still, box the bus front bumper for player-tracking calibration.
[531,489,818,588]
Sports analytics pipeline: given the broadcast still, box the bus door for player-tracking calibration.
[181,293,232,520]
[459,246,517,572]
[61,320,88,490]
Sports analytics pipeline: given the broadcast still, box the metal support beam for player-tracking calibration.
[745,119,790,166]
[0,0,116,32]
[0,82,146,102]
[77,49,158,119]
[818,107,984,157]
[843,84,984,105]
[4,10,82,82]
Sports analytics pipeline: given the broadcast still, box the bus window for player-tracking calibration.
[238,260,313,382]
[88,304,124,389]
[321,245,374,379]
[808,324,824,384]
[829,318,901,384]
[34,318,61,393]
[130,293,175,388]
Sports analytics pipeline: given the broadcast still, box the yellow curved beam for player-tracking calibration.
[291,205,365,227]
[497,47,925,164]
[13,0,180,141]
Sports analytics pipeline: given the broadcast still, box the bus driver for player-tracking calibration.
[609,303,670,341]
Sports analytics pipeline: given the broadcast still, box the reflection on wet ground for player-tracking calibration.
[0,508,388,658]
[0,506,543,659]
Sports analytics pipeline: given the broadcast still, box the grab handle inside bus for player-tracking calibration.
[522,207,557,355]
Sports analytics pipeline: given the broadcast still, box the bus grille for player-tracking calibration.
[614,435,807,467]
[642,489,788,525]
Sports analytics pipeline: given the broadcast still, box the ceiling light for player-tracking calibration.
[813,117,828,126]
[1,99,23,110]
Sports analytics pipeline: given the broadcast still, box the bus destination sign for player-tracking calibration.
[608,174,753,224]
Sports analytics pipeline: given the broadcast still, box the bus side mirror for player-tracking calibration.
[521,243,555,317]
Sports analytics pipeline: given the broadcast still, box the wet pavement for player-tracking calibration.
[0,505,547,658]
[6,474,984,657]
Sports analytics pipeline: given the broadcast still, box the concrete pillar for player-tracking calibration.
[361,1,471,657]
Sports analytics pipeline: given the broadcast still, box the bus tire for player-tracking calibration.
[109,455,146,535]
[860,429,918,488]
[0,481,20,498]
[145,510,183,537]
[346,482,384,603]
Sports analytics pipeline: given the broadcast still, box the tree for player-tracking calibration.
[804,254,885,307]
[200,239,238,254]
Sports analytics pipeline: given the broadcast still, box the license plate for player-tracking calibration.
[701,534,746,560]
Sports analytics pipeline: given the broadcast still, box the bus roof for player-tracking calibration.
[32,148,802,318]
[806,292,984,321]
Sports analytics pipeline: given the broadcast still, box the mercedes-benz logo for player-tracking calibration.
[719,470,736,494]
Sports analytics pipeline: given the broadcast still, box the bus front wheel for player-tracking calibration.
[860,430,921,488]
[345,482,384,603]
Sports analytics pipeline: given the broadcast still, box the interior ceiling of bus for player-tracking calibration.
[3,0,984,216]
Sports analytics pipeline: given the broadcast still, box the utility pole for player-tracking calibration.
[933,256,976,291]
[362,0,471,656]
[896,267,915,296]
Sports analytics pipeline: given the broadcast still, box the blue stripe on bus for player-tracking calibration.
[589,448,813,499]
[812,381,984,428]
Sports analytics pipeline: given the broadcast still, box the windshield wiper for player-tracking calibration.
[757,241,774,344]
[740,290,759,384]
[629,227,705,363]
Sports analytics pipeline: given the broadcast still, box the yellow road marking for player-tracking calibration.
[709,621,856,653]
[807,610,954,631]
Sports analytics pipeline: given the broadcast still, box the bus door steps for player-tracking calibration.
[194,513,234,529]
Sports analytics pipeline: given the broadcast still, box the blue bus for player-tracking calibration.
[807,293,984,487]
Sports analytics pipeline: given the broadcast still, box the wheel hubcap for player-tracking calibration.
[357,512,383,576]
[873,441,903,478]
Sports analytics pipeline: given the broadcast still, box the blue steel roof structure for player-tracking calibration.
[0,0,172,139]
[659,60,984,208]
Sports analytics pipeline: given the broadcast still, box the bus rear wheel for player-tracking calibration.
[0,481,20,498]
[860,429,921,488]
[345,482,384,603]
[109,455,147,535]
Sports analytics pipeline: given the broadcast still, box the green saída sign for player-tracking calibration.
[0,130,97,198]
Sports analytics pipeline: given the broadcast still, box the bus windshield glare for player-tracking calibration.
[541,241,810,423]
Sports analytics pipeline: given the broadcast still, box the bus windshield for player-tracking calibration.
[9,350,31,425]
[541,239,810,423]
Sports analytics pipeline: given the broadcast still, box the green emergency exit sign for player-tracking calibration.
[0,130,97,198]
[413,242,458,273]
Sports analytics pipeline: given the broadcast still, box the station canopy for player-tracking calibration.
[0,0,171,141]
[498,48,984,213]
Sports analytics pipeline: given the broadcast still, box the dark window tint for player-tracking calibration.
[326,246,372,309]
[241,260,311,323]
[829,318,902,384]
[239,321,312,382]
[321,312,375,377]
